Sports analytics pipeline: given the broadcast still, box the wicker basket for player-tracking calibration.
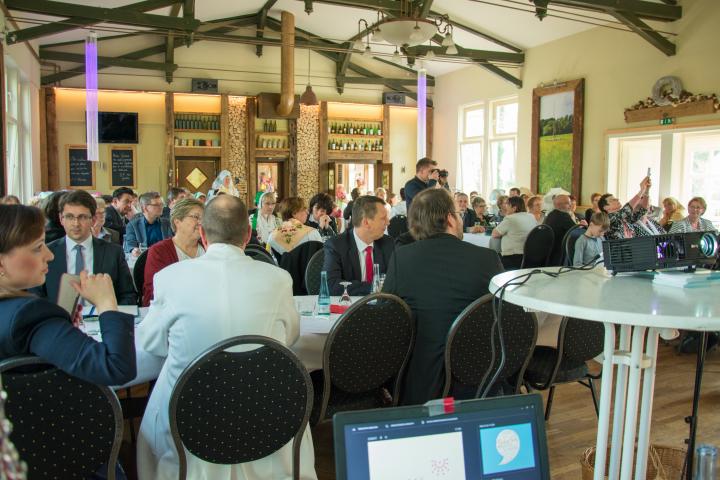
[581,444,686,480]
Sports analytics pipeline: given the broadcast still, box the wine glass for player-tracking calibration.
[339,281,352,306]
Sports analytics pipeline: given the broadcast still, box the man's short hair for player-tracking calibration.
[352,195,385,228]
[590,211,610,230]
[408,188,454,240]
[471,196,486,208]
[166,187,185,203]
[112,187,134,200]
[509,187,521,195]
[350,188,361,201]
[59,190,97,216]
[202,195,248,245]
[415,157,437,173]
[507,196,526,213]
[139,191,162,208]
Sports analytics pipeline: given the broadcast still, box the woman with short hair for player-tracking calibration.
[306,192,337,239]
[492,196,538,270]
[267,197,323,256]
[669,197,718,234]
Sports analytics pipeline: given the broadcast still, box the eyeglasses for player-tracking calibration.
[62,214,93,223]
[185,214,202,222]
[147,203,164,209]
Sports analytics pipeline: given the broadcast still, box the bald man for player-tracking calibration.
[543,194,581,266]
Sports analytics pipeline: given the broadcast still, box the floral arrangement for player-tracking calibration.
[626,91,720,113]
[279,220,303,244]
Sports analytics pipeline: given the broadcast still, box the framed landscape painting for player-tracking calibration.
[530,78,584,198]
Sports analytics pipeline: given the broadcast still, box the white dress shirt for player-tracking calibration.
[65,235,94,274]
[353,230,374,281]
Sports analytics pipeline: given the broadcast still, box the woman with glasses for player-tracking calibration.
[142,198,205,306]
[251,192,280,244]
[598,176,651,240]
[669,197,718,234]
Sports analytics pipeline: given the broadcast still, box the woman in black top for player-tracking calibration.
[306,192,338,239]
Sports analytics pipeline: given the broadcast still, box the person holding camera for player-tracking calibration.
[404,157,440,210]
[437,169,450,191]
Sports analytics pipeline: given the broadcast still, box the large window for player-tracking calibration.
[457,97,518,196]
[4,60,33,201]
[607,127,720,227]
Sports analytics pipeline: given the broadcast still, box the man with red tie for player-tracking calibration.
[322,195,395,296]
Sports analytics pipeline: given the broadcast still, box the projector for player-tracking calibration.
[602,231,719,274]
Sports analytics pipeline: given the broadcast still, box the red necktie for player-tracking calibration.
[364,246,373,283]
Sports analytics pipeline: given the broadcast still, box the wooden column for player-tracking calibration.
[0,43,5,196]
[288,118,298,196]
[164,92,175,191]
[44,87,60,190]
[246,96,257,202]
[318,101,328,194]
[221,93,230,173]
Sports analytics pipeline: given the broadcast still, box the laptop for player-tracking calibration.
[333,393,550,480]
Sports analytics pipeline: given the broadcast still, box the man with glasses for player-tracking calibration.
[123,191,173,256]
[35,189,136,305]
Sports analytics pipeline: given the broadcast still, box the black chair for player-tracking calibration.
[520,224,554,269]
[279,241,324,295]
[388,215,409,239]
[442,294,497,399]
[133,249,149,306]
[311,293,415,425]
[169,335,313,480]
[0,356,123,480]
[304,249,325,295]
[562,224,587,266]
[523,317,604,420]
[245,244,277,266]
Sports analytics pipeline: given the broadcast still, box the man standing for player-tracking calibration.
[105,187,134,242]
[38,190,136,305]
[161,187,188,220]
[136,195,315,480]
[404,157,440,210]
[382,188,504,405]
[323,195,394,296]
[544,194,586,266]
[123,192,173,256]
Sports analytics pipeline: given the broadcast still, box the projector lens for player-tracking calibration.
[699,233,719,258]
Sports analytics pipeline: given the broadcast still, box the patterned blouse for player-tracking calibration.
[632,217,664,237]
[606,203,647,240]
[668,217,718,234]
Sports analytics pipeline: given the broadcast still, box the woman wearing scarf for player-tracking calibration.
[206,170,239,201]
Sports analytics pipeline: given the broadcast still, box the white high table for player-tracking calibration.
[489,267,720,480]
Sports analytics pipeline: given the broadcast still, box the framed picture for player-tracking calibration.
[66,145,96,190]
[530,79,584,198]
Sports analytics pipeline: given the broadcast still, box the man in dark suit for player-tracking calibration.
[37,190,137,305]
[322,195,394,296]
[544,194,586,266]
[161,187,188,220]
[105,187,134,242]
[403,157,440,210]
[123,191,173,255]
[456,192,478,232]
[382,188,504,405]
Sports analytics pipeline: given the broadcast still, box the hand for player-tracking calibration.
[71,271,118,315]
[640,176,651,194]
[131,247,141,257]
[319,214,331,229]
[471,226,486,233]
[429,169,440,181]
[579,219,589,227]
[71,304,83,328]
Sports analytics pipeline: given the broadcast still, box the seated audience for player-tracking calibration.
[267,197,323,256]
[0,204,136,385]
[494,194,508,223]
[455,193,477,232]
[659,196,686,231]
[404,157,439,209]
[599,176,651,239]
[323,195,393,296]
[105,187,134,241]
[669,197,718,234]
[573,212,609,266]
[527,195,545,223]
[193,191,206,203]
[493,196,537,270]
[509,187,521,197]
[391,187,407,219]
[0,195,20,205]
[569,195,584,222]
[343,187,361,223]
[306,192,337,239]
[92,197,120,245]
[251,192,281,244]
[382,188,504,405]
[42,191,67,244]
[161,187,188,220]
[632,214,663,236]
[469,196,493,233]
[584,192,603,224]
[36,190,136,305]
[136,195,314,480]
[142,198,205,306]
[375,188,392,217]
[123,191,173,256]
[544,194,583,266]
[469,191,479,201]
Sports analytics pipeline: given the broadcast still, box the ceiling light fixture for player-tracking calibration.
[392,47,401,62]
[299,48,318,105]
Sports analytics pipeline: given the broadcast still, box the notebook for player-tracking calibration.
[333,393,550,480]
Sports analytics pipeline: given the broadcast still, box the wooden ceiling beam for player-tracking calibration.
[166,3,182,83]
[404,45,524,64]
[338,75,434,86]
[548,0,681,21]
[428,11,523,54]
[610,10,676,56]
[256,0,278,57]
[40,49,178,72]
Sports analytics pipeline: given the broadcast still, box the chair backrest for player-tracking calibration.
[317,294,415,421]
[304,249,325,295]
[388,215,408,239]
[559,317,604,364]
[442,294,497,398]
[133,248,149,304]
[169,335,313,480]
[244,244,277,265]
[521,224,555,269]
[563,225,587,266]
[279,241,324,295]
[0,356,123,480]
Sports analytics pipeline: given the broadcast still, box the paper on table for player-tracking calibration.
[300,314,340,335]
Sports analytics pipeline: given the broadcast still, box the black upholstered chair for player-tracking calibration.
[304,249,325,295]
[311,293,414,425]
[133,249,149,306]
[388,215,409,239]
[442,294,497,399]
[520,224,554,269]
[244,243,277,265]
[169,335,313,480]
[279,241,324,295]
[523,317,604,420]
[0,356,123,480]
[562,224,587,266]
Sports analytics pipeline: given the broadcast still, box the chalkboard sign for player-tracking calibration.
[66,145,95,189]
[111,146,136,188]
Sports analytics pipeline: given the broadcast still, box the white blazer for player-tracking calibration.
[136,243,316,480]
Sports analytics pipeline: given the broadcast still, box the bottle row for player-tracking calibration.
[175,137,220,147]
[329,122,382,136]
[260,120,282,132]
[328,138,383,152]
[257,137,288,149]
[174,113,220,131]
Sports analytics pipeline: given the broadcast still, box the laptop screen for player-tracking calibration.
[333,394,549,480]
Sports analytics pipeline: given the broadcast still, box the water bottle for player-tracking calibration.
[694,444,718,479]
[318,271,331,315]
[372,264,381,293]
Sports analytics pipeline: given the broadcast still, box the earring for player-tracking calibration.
[0,271,5,276]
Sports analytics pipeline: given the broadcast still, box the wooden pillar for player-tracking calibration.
[288,118,297,196]
[44,87,60,190]
[246,96,257,203]
[0,42,6,196]
[165,92,175,191]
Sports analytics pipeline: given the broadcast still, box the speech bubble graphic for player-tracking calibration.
[495,429,520,465]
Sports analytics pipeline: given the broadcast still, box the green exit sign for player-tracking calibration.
[660,117,674,125]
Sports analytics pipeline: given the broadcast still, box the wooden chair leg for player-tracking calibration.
[544,386,555,421]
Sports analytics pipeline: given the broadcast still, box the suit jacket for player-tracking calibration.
[142,238,179,307]
[0,296,135,385]
[123,216,173,254]
[322,229,395,296]
[98,227,120,245]
[104,206,127,240]
[135,243,314,480]
[39,237,137,305]
[382,233,504,405]
[460,209,478,231]
[543,209,577,266]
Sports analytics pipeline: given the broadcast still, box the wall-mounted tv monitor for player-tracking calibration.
[98,112,139,143]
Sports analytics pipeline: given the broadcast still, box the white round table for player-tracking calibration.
[489,267,720,480]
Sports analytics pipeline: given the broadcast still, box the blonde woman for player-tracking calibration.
[669,197,717,234]
[659,197,685,231]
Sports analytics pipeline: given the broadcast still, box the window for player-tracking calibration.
[4,60,34,201]
[457,98,518,196]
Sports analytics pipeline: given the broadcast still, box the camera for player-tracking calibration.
[438,169,449,178]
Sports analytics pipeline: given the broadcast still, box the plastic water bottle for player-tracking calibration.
[318,271,331,315]
[372,263,381,293]
[694,444,718,480]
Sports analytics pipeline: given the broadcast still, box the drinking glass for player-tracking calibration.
[339,281,352,306]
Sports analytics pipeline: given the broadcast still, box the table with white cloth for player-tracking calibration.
[489,267,720,480]
[462,232,501,252]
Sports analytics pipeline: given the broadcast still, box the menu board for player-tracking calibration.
[67,145,95,189]
[111,146,136,188]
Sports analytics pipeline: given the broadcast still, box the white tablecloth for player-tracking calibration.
[462,233,501,252]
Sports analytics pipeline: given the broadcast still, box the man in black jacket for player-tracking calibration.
[456,192,478,232]
[382,188,504,405]
[543,194,585,266]
[322,195,394,296]
[105,187,134,242]
[404,157,440,210]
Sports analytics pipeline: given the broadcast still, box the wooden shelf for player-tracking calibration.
[328,133,383,138]
[256,131,289,136]
[326,150,382,160]
[174,146,222,157]
[255,148,289,155]
[625,99,717,123]
[328,117,382,123]
[175,128,220,133]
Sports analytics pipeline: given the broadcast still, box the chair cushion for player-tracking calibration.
[524,346,588,386]
[310,370,390,424]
